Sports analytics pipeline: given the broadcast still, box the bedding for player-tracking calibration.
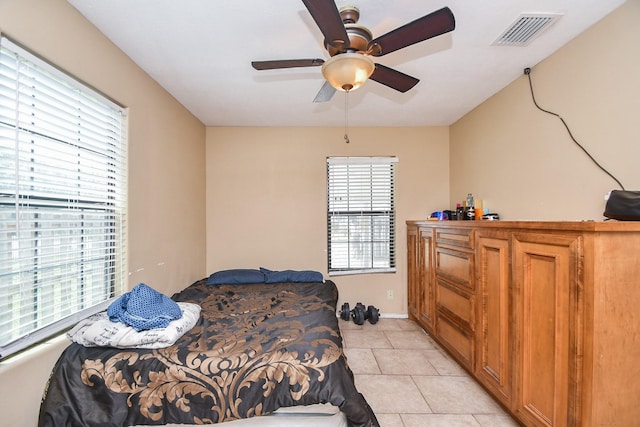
[67,302,201,349]
[38,278,378,427]
[107,283,183,331]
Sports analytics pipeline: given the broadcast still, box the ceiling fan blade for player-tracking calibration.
[369,63,419,93]
[251,58,325,70]
[301,0,350,50]
[367,7,455,57]
[313,80,337,103]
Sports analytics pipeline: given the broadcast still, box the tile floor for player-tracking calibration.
[339,318,520,427]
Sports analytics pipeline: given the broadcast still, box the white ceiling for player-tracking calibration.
[67,0,624,127]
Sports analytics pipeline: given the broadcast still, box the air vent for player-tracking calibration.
[493,13,562,46]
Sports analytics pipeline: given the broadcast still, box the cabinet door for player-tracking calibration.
[418,228,435,334]
[512,232,582,427]
[407,225,420,321]
[475,231,513,408]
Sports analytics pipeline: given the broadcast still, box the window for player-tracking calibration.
[0,37,127,359]
[327,156,397,275]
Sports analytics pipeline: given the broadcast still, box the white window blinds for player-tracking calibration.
[327,156,397,275]
[0,36,127,359]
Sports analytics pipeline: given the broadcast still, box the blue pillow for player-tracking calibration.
[206,269,265,285]
[260,267,324,284]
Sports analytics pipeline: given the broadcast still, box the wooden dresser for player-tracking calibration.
[407,220,640,427]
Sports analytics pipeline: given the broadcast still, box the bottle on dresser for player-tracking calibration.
[462,193,473,220]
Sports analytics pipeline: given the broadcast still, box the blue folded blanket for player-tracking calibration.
[107,283,182,331]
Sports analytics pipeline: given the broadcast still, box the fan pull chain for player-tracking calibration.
[344,91,350,144]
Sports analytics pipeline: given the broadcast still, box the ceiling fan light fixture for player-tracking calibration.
[321,53,374,92]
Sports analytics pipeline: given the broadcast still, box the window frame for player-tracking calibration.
[326,156,397,276]
[0,36,128,360]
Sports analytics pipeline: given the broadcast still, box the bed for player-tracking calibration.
[38,271,378,427]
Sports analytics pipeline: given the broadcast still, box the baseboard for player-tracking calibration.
[379,313,408,319]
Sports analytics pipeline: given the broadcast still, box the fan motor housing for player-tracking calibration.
[339,6,360,24]
[325,6,372,57]
[326,24,372,56]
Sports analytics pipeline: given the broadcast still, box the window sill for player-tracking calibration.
[0,333,67,370]
[328,268,396,276]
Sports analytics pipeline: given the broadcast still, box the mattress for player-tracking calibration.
[158,404,347,427]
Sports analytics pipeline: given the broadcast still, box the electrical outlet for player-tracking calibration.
[387,289,394,300]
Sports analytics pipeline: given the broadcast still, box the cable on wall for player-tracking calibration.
[524,67,625,191]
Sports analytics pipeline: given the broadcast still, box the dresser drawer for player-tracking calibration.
[437,280,474,327]
[435,227,474,249]
[435,247,474,290]
[436,313,474,370]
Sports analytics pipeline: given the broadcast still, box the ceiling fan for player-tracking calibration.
[251,0,455,102]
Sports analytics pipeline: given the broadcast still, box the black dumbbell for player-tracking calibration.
[352,302,366,325]
[366,305,380,324]
[339,302,380,325]
[339,302,351,321]
[339,302,366,324]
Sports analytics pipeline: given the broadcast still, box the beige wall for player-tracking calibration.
[0,0,206,425]
[1,0,636,424]
[450,0,640,220]
[206,126,450,315]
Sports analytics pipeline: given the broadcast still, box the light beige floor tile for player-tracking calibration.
[474,414,520,426]
[363,318,421,331]
[344,348,381,374]
[422,349,468,376]
[338,319,363,330]
[401,413,482,427]
[374,413,404,427]
[385,330,436,350]
[355,374,432,414]
[341,329,392,349]
[344,318,519,426]
[372,348,439,375]
[412,376,504,414]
